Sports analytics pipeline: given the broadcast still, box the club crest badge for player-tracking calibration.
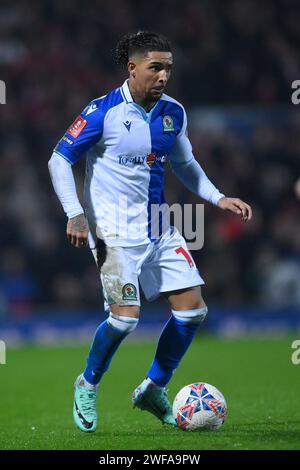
[163,115,174,131]
[122,283,137,300]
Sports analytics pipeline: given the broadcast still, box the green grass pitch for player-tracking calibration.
[0,335,299,450]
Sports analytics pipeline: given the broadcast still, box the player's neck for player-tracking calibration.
[128,81,157,113]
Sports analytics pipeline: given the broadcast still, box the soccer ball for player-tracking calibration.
[173,382,227,431]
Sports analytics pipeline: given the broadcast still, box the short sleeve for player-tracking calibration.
[168,107,195,165]
[54,99,105,165]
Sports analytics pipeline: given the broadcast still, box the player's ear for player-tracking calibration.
[127,61,136,78]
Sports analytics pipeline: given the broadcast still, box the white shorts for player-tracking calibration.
[91,227,204,309]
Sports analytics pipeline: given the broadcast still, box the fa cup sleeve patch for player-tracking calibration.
[67,116,87,139]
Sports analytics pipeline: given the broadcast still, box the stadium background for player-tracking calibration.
[0,0,299,451]
[0,0,299,338]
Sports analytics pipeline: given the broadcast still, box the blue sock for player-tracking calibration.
[147,315,200,387]
[83,319,129,385]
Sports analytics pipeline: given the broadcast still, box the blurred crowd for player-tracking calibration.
[0,0,299,316]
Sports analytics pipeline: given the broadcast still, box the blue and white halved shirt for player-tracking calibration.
[54,80,195,247]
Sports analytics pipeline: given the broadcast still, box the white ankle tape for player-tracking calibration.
[108,313,139,333]
[172,307,208,324]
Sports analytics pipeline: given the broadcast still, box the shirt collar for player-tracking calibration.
[120,79,160,119]
[121,79,133,103]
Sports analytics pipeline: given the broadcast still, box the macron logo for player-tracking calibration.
[86,103,97,116]
[123,121,131,132]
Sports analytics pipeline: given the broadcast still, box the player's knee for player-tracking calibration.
[172,306,208,324]
[108,313,139,334]
[110,303,140,317]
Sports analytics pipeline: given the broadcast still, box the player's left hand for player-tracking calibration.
[217,197,252,222]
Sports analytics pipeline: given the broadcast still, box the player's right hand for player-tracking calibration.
[66,213,89,248]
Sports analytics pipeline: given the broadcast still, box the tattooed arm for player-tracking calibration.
[48,151,88,248]
[67,213,89,248]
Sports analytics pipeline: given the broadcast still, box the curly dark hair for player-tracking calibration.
[114,31,172,69]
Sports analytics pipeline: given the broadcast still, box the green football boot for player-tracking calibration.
[73,375,98,432]
[132,380,177,426]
